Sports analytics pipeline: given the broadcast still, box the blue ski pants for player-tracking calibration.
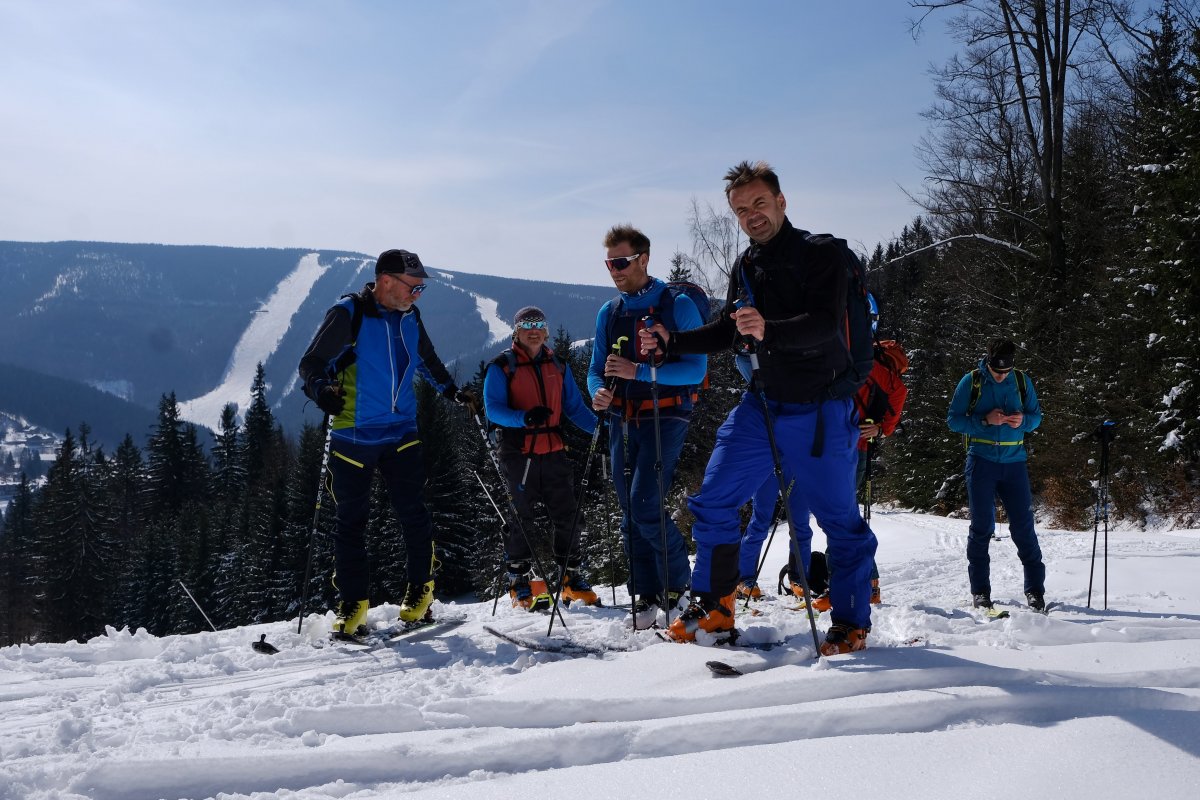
[608,415,693,598]
[690,394,877,629]
[965,454,1045,597]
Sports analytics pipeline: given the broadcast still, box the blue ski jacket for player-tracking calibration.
[586,277,706,420]
[298,287,456,445]
[946,359,1042,463]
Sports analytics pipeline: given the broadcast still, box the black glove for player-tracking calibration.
[523,406,552,427]
[313,380,344,416]
[446,387,479,413]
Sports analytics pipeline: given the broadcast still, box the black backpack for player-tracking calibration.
[816,235,874,400]
[735,234,872,400]
[605,280,713,391]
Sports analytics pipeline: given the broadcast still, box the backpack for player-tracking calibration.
[492,348,568,389]
[816,235,874,400]
[605,280,713,391]
[963,367,1029,451]
[859,339,908,421]
[608,280,713,329]
[735,234,872,400]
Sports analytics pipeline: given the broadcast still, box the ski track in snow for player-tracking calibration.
[2,514,1200,800]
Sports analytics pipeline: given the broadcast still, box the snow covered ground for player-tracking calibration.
[2,511,1198,800]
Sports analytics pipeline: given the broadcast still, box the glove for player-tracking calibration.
[313,381,345,416]
[448,387,479,413]
[455,388,478,406]
[523,406,552,427]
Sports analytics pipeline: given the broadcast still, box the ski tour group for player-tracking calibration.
[296,160,1048,657]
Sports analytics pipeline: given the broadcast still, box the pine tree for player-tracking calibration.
[33,428,116,642]
[1127,7,1200,519]
[236,364,288,622]
[106,435,146,631]
[0,475,37,645]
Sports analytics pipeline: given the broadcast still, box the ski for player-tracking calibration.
[978,606,1010,620]
[483,624,637,656]
[329,617,467,649]
[654,629,793,651]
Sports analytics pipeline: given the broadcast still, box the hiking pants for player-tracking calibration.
[738,472,812,582]
[965,454,1045,597]
[608,415,692,598]
[499,449,582,567]
[328,435,433,602]
[689,394,877,629]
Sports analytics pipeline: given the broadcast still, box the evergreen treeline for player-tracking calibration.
[2,3,1197,646]
[867,2,1199,528]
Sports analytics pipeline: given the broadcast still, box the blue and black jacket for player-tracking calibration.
[298,285,456,445]
[946,359,1042,463]
[586,277,706,421]
[669,219,848,404]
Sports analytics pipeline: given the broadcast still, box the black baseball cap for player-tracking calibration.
[987,338,1017,371]
[375,249,428,278]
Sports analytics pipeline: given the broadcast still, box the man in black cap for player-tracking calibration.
[483,306,601,610]
[947,338,1047,614]
[298,248,476,638]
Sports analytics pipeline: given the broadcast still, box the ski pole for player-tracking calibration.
[546,412,606,635]
[296,415,333,635]
[1088,421,1115,609]
[475,471,514,616]
[179,580,218,633]
[641,316,674,628]
[603,454,618,607]
[468,409,569,630]
[747,341,822,658]
[607,336,641,628]
[742,477,793,612]
[546,353,623,633]
[861,423,876,525]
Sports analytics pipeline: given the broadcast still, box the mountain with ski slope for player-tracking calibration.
[2,511,1197,799]
[0,241,612,444]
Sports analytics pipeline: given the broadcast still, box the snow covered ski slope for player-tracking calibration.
[2,511,1198,799]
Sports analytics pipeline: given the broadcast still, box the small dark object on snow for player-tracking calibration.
[706,660,743,677]
[252,634,280,655]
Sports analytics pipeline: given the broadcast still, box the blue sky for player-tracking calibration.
[0,1,956,286]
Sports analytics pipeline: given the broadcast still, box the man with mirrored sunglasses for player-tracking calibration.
[484,306,601,610]
[947,338,1047,614]
[298,248,477,638]
[588,224,706,630]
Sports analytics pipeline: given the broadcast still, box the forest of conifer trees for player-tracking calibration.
[1,1,1196,646]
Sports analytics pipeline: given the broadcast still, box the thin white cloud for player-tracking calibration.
[440,0,606,130]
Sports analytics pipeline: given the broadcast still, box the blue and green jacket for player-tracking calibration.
[298,287,456,445]
[946,359,1042,463]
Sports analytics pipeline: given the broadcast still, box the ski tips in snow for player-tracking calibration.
[252,634,280,655]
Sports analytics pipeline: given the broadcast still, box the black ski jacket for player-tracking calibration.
[671,218,848,404]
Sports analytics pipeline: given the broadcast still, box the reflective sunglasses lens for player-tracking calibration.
[518,320,547,330]
[605,257,632,270]
[410,283,427,294]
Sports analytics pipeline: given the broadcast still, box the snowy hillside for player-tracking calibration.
[0,241,614,442]
[2,512,1198,799]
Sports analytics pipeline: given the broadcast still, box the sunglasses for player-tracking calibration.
[604,253,642,271]
[516,320,548,330]
[383,273,427,295]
